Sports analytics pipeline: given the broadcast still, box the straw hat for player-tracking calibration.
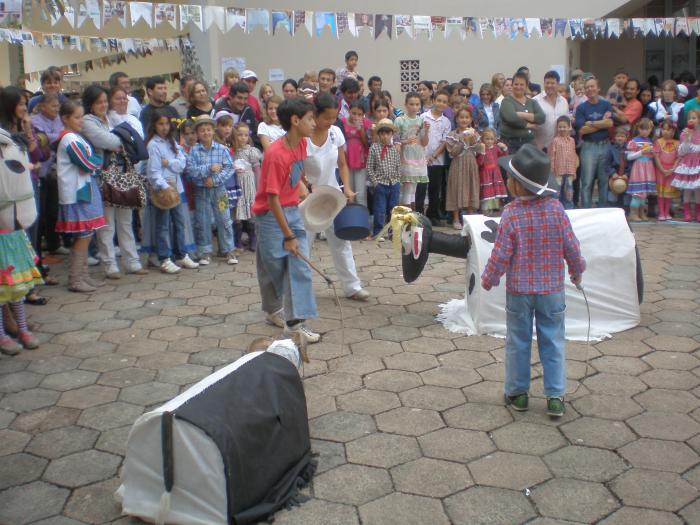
[150,184,181,210]
[299,185,347,233]
[375,118,397,133]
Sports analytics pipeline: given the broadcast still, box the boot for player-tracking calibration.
[245,221,256,252]
[683,202,692,222]
[628,207,641,222]
[68,251,96,293]
[83,258,105,288]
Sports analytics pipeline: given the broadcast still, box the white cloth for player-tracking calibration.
[96,205,142,271]
[257,122,285,143]
[107,110,145,138]
[127,96,142,119]
[304,125,346,188]
[532,93,570,150]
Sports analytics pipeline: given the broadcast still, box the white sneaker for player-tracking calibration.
[87,256,101,266]
[176,254,199,269]
[284,323,320,344]
[160,258,181,274]
[114,246,122,257]
[348,289,370,301]
[265,309,285,328]
[53,246,70,255]
[198,255,211,266]
[147,254,160,268]
[318,231,327,241]
[375,236,385,242]
[227,252,239,265]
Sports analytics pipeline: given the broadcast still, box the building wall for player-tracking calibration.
[579,38,645,87]
[0,43,12,84]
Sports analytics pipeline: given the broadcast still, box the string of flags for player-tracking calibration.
[3,1,700,40]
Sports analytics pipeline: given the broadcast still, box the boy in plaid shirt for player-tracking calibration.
[367,119,401,238]
[548,115,579,209]
[482,144,586,417]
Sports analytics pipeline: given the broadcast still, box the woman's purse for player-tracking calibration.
[100,152,146,208]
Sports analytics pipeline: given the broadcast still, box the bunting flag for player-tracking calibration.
[129,2,152,27]
[395,15,412,38]
[676,17,689,37]
[226,7,246,32]
[103,0,126,27]
[155,3,176,28]
[335,12,349,37]
[315,11,336,38]
[374,14,391,39]
[272,10,293,35]
[0,0,22,28]
[247,8,269,34]
[77,0,101,29]
[445,17,462,39]
[293,11,312,36]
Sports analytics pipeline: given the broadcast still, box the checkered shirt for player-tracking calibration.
[186,142,234,188]
[482,197,586,294]
[367,142,401,186]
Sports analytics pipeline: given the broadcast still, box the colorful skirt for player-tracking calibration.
[672,155,700,190]
[55,176,107,234]
[627,160,657,198]
[400,145,429,184]
[480,165,508,202]
[0,230,43,303]
[656,168,680,198]
[235,171,256,222]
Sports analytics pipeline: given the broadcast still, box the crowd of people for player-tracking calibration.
[1,49,699,356]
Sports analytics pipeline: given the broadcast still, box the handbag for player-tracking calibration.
[100,152,146,209]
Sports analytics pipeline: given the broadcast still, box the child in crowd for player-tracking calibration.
[215,67,240,102]
[186,117,237,265]
[420,89,451,222]
[626,118,657,221]
[214,111,235,155]
[232,122,262,253]
[55,101,107,293]
[258,95,285,152]
[548,115,579,209]
[445,107,481,228]
[607,128,631,210]
[341,100,371,207]
[252,97,320,343]
[146,109,199,274]
[477,128,508,216]
[654,120,680,221]
[367,119,401,238]
[672,109,700,221]
[395,92,429,208]
[369,99,392,143]
[482,144,586,418]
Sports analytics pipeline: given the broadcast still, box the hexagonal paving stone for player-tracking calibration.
[401,337,455,355]
[383,352,438,373]
[543,446,627,482]
[444,486,536,525]
[644,335,699,352]
[583,373,647,396]
[57,385,119,409]
[40,370,99,392]
[444,403,513,432]
[0,452,48,489]
[313,464,392,506]
[595,339,652,358]
[63,478,122,524]
[119,382,179,406]
[0,388,60,413]
[328,355,384,376]
[469,451,551,490]
[571,394,644,420]
[640,369,700,390]
[349,339,403,358]
[643,351,700,370]
[27,356,80,375]
[491,422,567,456]
[363,369,422,392]
[531,478,619,522]
[599,507,683,525]
[0,371,43,393]
[420,366,482,389]
[419,428,495,463]
[591,356,651,375]
[399,385,465,411]
[304,372,362,398]
[611,469,698,512]
[0,429,30,456]
[346,433,421,468]
[274,499,359,525]
[627,411,700,441]
[619,438,699,473]
[0,481,69,525]
[439,350,494,370]
[97,367,156,388]
[336,389,400,415]
[78,401,143,431]
[309,412,376,442]
[634,388,700,413]
[375,406,444,436]
[10,406,79,434]
[25,426,99,459]
[359,493,450,525]
[43,449,121,488]
[560,417,636,449]
[79,353,135,372]
[310,439,346,475]
[391,457,472,497]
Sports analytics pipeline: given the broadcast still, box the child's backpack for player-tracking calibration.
[0,128,36,231]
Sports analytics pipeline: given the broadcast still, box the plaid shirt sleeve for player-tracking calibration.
[186,145,209,185]
[481,208,514,289]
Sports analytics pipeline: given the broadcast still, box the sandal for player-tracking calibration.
[25,293,48,306]
[43,276,59,286]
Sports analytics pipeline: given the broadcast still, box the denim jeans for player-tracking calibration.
[155,201,189,261]
[558,175,574,209]
[373,183,400,235]
[580,142,609,209]
[255,206,317,321]
[505,291,566,398]
[194,185,234,255]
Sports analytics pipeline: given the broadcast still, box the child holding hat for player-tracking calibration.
[481,144,586,417]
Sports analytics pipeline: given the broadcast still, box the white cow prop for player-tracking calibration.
[439,208,641,341]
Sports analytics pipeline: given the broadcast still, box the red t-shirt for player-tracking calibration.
[248,95,262,122]
[252,137,307,215]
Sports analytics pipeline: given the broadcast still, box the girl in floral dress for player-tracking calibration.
[653,120,680,221]
[672,109,700,221]
[477,128,509,216]
[395,92,429,208]
[626,118,657,221]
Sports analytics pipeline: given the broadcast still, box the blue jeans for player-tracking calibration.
[580,141,609,209]
[558,175,573,209]
[155,202,188,261]
[505,291,566,398]
[194,185,234,255]
[372,183,400,235]
[255,206,317,321]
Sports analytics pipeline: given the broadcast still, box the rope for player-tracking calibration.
[567,283,592,396]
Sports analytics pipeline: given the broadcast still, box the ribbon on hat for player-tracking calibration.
[509,159,551,196]
[375,205,420,254]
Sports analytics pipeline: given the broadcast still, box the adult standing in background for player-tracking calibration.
[611,78,642,136]
[186,81,215,119]
[474,83,501,134]
[491,73,506,102]
[533,70,570,151]
[516,66,541,96]
[241,70,263,122]
[108,72,142,119]
[574,76,613,208]
[499,72,545,154]
[495,78,513,106]
[170,75,195,119]
[28,67,66,113]
[139,76,179,132]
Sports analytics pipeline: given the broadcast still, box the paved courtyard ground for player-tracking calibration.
[0,222,699,524]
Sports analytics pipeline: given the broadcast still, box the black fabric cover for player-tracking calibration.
[174,352,312,525]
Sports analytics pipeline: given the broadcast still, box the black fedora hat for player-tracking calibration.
[498,143,558,196]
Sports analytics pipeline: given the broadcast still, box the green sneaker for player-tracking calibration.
[505,393,529,412]
[547,397,565,417]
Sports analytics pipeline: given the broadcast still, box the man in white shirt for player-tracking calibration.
[533,70,571,151]
[109,72,142,119]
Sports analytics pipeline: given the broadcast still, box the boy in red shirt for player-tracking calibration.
[252,98,320,343]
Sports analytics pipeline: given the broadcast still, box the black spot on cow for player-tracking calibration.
[5,160,25,174]
[469,273,475,295]
[480,220,498,243]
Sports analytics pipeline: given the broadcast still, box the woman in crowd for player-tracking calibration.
[474,83,501,134]
[499,73,545,153]
[187,81,215,119]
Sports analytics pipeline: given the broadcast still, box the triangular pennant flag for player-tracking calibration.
[431,16,446,39]
[374,14,392,40]
[51,33,63,48]
[569,19,582,39]
[226,7,246,32]
[607,19,620,38]
[509,18,528,39]
[526,18,541,38]
[247,8,270,34]
[631,18,644,37]
[554,19,567,37]
[314,11,336,38]
[104,0,126,27]
[644,18,657,37]
[396,15,412,39]
[155,3,176,28]
[353,13,372,36]
[272,10,293,35]
[204,6,225,32]
[480,18,495,39]
[540,19,553,37]
[445,17,462,39]
[676,17,688,37]
[62,0,76,27]
[582,19,596,39]
[493,18,508,38]
[130,2,152,27]
[413,15,431,39]
[336,12,349,38]
[689,17,700,37]
[293,11,311,36]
